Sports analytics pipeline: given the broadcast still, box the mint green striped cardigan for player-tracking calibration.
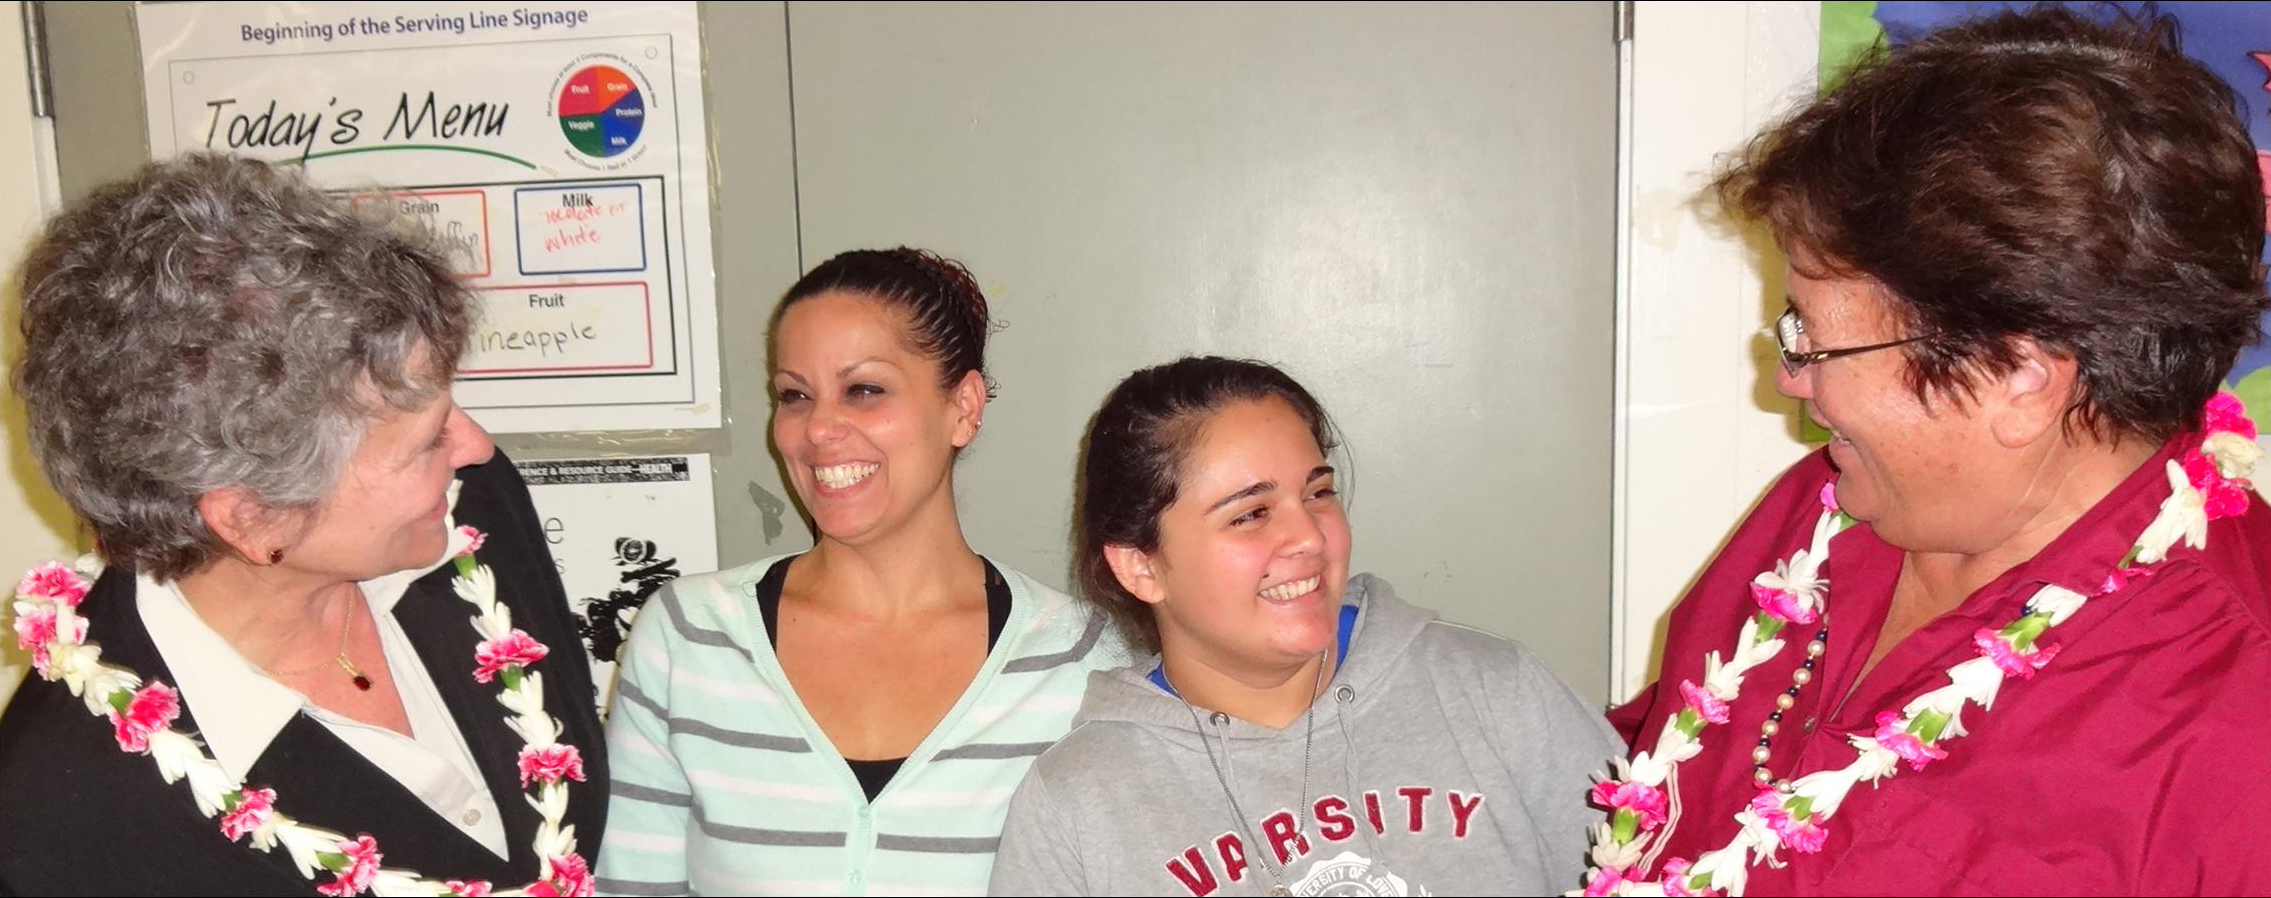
[595,554,1127,896]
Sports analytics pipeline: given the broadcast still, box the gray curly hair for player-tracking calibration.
[14,153,474,579]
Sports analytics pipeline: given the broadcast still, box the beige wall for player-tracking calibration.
[9,0,1835,709]
[1,0,79,707]
[1612,1,1820,699]
[19,0,1627,698]
[780,1,1620,697]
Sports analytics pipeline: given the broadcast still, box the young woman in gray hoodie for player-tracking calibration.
[991,356,1621,897]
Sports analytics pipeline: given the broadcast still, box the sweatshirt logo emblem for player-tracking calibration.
[1291,851,1429,896]
[1163,787,1480,896]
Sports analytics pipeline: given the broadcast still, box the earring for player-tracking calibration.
[267,548,284,565]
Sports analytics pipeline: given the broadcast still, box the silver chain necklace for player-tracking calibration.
[1173,652,1327,898]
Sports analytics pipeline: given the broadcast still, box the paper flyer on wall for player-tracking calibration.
[135,1,721,433]
[516,454,716,712]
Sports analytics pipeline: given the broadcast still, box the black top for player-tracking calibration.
[0,452,608,896]
[844,757,907,803]
[754,554,1011,801]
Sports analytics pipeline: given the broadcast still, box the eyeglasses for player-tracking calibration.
[1774,305,1932,376]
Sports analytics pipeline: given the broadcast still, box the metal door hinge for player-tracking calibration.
[23,1,52,118]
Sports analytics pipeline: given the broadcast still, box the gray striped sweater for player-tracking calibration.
[594,554,1126,896]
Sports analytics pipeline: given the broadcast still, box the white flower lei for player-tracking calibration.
[9,517,593,897]
[1578,394,2259,897]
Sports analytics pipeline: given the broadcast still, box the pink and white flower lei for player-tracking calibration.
[8,512,593,896]
[475,630,550,685]
[1576,393,2258,897]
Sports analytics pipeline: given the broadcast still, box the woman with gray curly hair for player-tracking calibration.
[0,154,607,895]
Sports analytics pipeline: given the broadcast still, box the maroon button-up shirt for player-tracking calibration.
[1610,435,2271,895]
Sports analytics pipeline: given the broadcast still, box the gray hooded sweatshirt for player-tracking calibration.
[989,574,1620,897]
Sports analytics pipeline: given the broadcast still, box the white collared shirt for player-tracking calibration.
[138,552,509,858]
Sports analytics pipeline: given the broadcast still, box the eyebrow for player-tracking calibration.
[838,357,890,379]
[774,356,894,385]
[1202,466,1336,515]
[1205,481,1275,515]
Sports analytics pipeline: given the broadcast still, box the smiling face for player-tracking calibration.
[288,384,495,581]
[1121,395,1352,680]
[1775,266,2026,551]
[769,290,985,547]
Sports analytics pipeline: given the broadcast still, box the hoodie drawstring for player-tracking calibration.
[1332,682,1400,880]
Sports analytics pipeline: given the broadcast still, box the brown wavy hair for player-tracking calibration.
[1717,4,2269,441]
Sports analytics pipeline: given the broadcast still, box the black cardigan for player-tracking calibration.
[0,452,608,895]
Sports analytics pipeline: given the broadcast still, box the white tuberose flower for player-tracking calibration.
[1590,822,1647,871]
[1692,837,1758,897]
[1630,723,1703,787]
[2133,461,2207,565]
[369,871,450,897]
[1942,656,2007,712]
[1842,735,1903,784]
[443,478,465,531]
[2024,586,2088,627]
[1787,759,1873,819]
[1900,680,1979,740]
[1703,618,1787,701]
[2203,431,2265,480]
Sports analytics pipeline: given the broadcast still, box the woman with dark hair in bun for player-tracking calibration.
[596,248,1125,895]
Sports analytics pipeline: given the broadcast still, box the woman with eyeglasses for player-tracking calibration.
[1590,7,2271,896]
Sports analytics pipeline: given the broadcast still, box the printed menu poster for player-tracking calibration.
[138,1,721,432]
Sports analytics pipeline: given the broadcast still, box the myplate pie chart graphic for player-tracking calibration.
[558,64,645,158]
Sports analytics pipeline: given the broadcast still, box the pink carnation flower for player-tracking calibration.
[1748,788,1828,853]
[518,743,588,789]
[14,604,88,677]
[1658,858,1719,897]
[1750,582,1818,626]
[446,881,494,897]
[455,526,488,557]
[1973,628,2060,679]
[2183,450,2253,520]
[2099,565,2153,595]
[315,834,383,897]
[2205,390,2258,440]
[1819,480,1841,513]
[1873,711,1947,772]
[16,561,91,605]
[1678,679,1730,725]
[1583,865,1632,897]
[473,629,549,684]
[110,681,181,753]
[219,786,277,843]
[528,853,595,897]
[1590,779,1669,831]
